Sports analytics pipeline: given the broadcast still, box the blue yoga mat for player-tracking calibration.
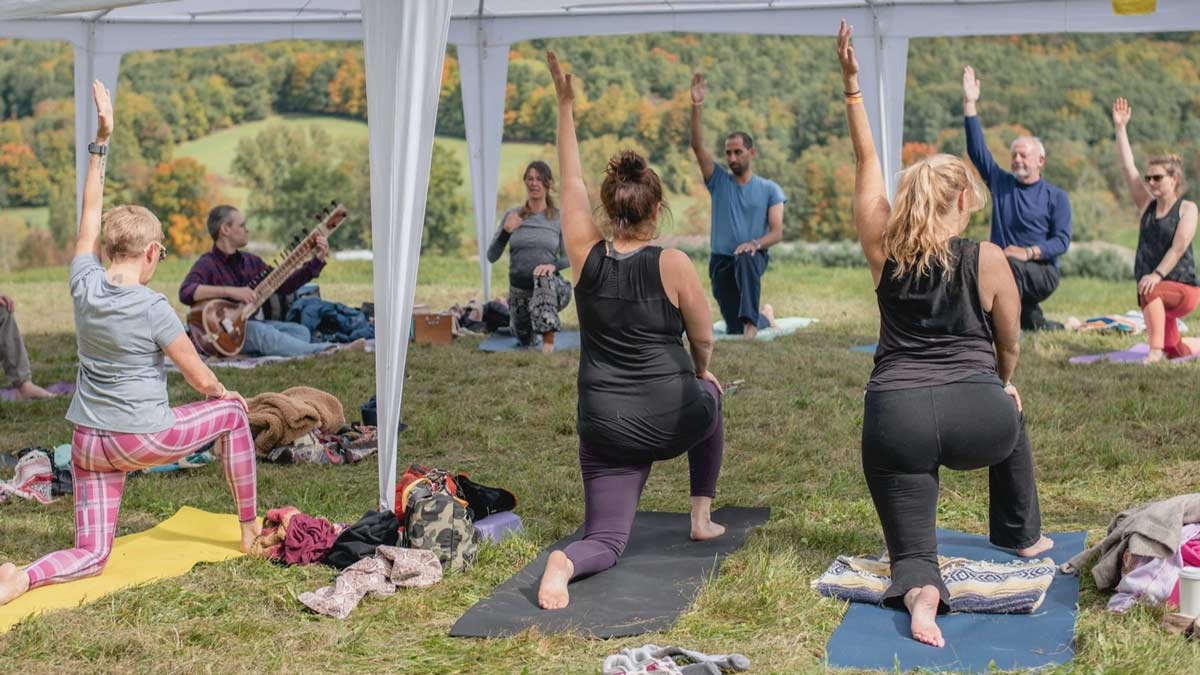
[849,343,877,353]
[479,331,581,353]
[825,529,1086,673]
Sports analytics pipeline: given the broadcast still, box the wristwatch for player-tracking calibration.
[87,142,107,156]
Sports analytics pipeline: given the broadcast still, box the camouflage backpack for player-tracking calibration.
[404,470,479,573]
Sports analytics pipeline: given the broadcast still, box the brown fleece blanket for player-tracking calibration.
[248,386,345,455]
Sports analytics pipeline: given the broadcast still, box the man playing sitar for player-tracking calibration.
[180,204,347,358]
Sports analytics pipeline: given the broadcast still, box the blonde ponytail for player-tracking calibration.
[884,154,987,278]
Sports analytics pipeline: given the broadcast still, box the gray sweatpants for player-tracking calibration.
[0,305,32,386]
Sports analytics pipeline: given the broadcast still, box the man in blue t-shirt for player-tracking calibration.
[690,72,786,338]
[963,65,1072,331]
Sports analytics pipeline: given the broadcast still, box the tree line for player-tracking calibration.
[0,32,1196,270]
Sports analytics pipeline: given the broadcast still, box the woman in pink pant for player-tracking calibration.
[1112,97,1200,362]
[0,82,260,607]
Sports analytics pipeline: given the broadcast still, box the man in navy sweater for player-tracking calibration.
[963,65,1072,331]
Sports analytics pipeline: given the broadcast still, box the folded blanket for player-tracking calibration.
[247,386,345,455]
[1062,493,1200,589]
[812,554,1056,614]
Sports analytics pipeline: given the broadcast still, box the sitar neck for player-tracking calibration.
[237,202,346,322]
[239,234,320,320]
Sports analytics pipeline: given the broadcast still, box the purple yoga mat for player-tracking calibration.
[1069,343,1200,364]
[0,380,74,401]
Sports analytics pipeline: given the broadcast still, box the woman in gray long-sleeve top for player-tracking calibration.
[487,160,572,353]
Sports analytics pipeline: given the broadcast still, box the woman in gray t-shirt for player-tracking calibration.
[486,161,571,354]
[0,82,261,608]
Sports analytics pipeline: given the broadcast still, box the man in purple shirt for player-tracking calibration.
[963,65,1072,331]
[179,205,333,357]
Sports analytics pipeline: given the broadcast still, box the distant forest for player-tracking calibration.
[0,31,1196,268]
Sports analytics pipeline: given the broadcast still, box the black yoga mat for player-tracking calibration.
[450,506,770,639]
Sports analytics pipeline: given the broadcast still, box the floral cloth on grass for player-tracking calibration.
[300,546,441,619]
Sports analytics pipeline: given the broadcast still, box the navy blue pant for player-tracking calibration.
[709,252,770,334]
[1007,259,1060,331]
[563,379,724,579]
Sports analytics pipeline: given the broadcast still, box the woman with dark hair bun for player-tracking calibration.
[536,51,727,611]
[487,160,572,354]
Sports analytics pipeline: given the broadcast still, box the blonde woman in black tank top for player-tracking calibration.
[1111,97,1200,362]
[533,52,730,611]
[839,21,1052,648]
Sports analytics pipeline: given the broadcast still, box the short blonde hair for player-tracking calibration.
[102,205,163,261]
[885,154,988,278]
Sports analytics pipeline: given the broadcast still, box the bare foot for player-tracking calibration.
[690,519,726,541]
[761,303,777,328]
[15,381,54,400]
[240,519,263,554]
[1016,535,1054,558]
[0,562,31,606]
[538,550,573,610]
[541,332,555,355]
[1144,348,1166,364]
[342,338,368,352]
[690,496,726,541]
[743,322,758,340]
[1180,337,1200,356]
[904,585,945,648]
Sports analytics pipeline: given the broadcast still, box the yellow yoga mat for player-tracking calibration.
[0,506,243,633]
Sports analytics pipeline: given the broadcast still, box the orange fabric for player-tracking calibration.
[1139,281,1200,358]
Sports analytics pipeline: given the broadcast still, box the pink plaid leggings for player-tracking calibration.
[24,399,256,589]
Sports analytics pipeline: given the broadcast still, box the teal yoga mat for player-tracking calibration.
[479,330,581,353]
[825,529,1086,672]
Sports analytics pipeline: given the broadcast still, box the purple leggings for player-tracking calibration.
[563,379,724,579]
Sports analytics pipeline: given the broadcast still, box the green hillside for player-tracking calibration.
[176,115,546,221]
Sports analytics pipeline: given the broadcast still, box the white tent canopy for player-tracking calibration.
[0,0,1195,509]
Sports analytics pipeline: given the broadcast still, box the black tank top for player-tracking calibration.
[1135,199,1197,286]
[573,241,716,454]
[868,238,998,392]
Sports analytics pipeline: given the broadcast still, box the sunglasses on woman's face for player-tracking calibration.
[153,241,167,261]
[1146,174,1168,183]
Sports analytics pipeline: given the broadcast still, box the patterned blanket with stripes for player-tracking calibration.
[812,554,1056,613]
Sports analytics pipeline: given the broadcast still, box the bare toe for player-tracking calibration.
[0,562,31,606]
[538,550,573,610]
[905,586,945,648]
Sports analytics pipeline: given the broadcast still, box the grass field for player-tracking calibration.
[175,114,546,224]
[1,255,1198,673]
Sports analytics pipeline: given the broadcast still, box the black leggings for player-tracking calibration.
[861,379,1042,611]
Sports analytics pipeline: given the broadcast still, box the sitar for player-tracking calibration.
[187,202,348,357]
